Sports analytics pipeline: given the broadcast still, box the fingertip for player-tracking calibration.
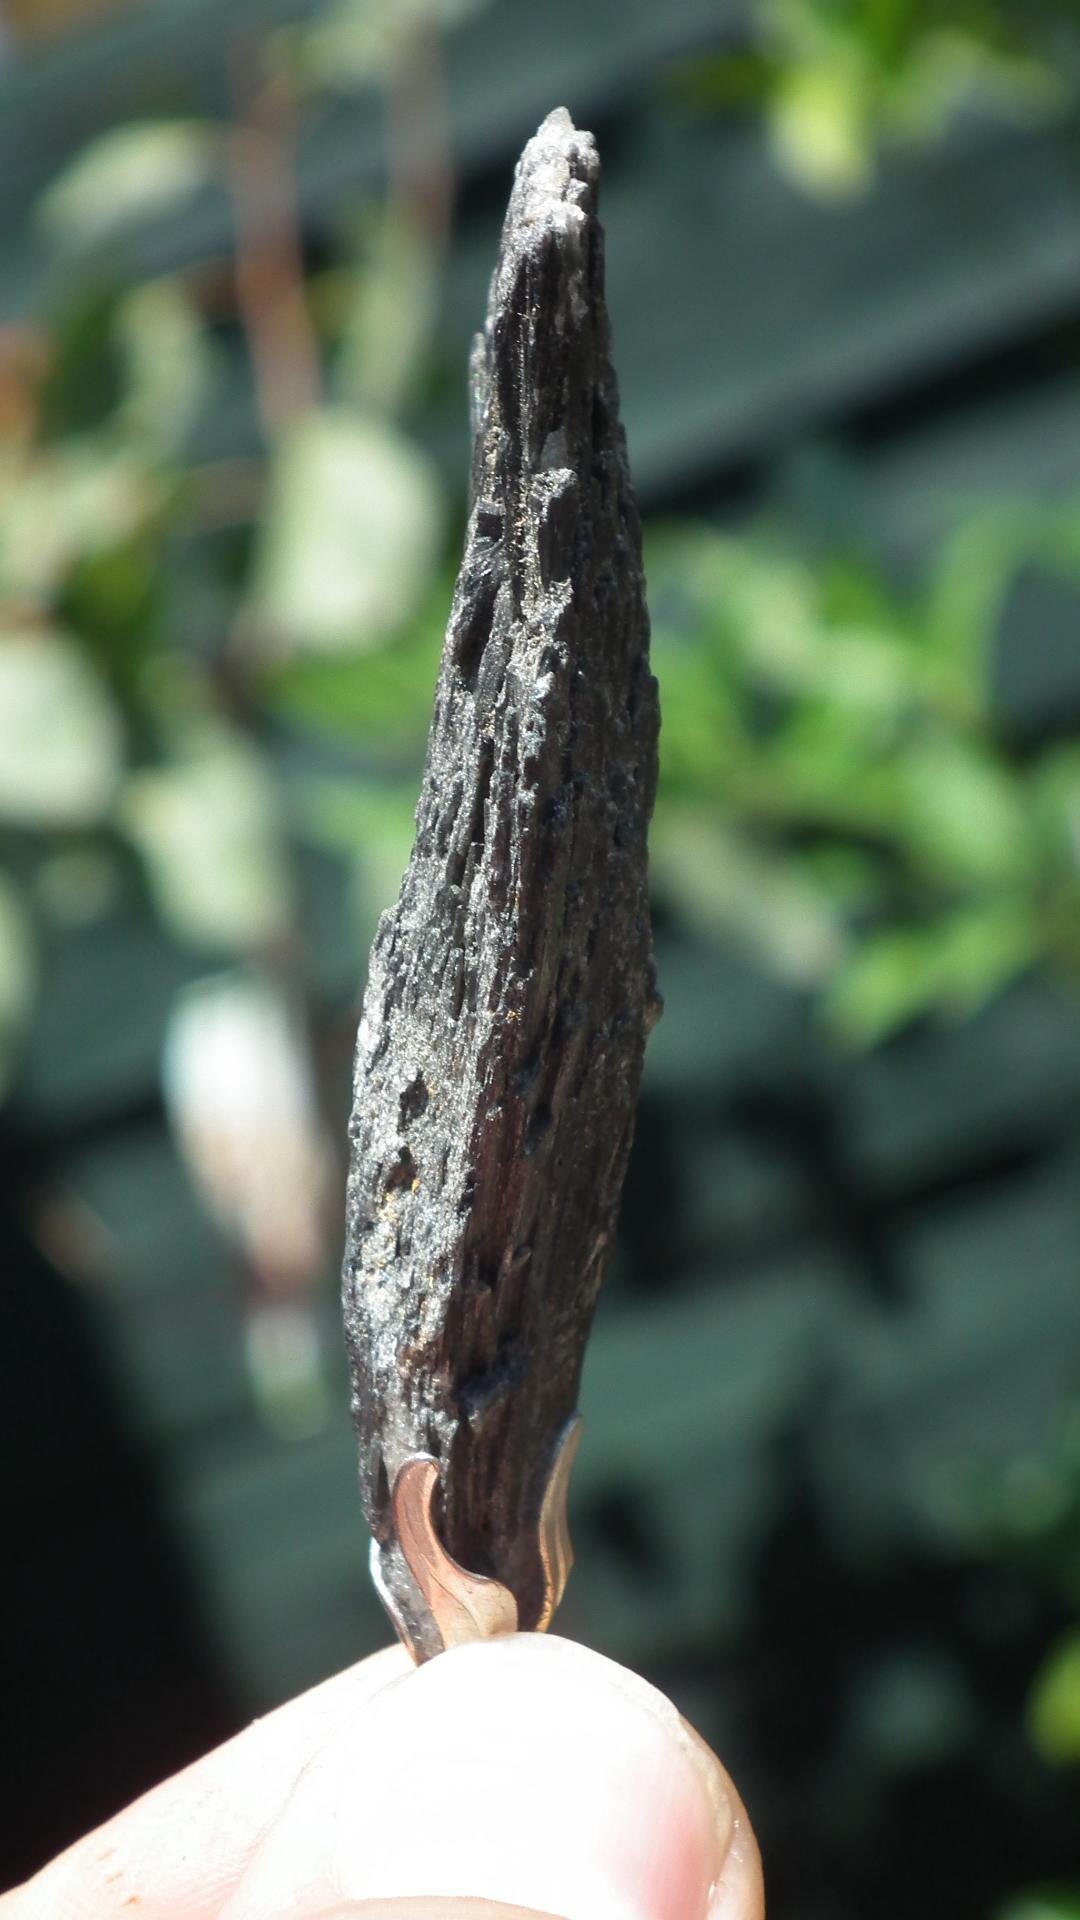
[225,1634,760,1920]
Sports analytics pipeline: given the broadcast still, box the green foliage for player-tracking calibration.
[10,153,1080,1072]
[0,627,123,826]
[647,509,1080,1040]
[0,82,448,1081]
[116,279,218,457]
[1029,1630,1080,1764]
[248,408,444,650]
[121,722,293,951]
[5,0,1078,1094]
[38,121,223,248]
[671,0,1071,195]
[288,0,494,90]
[264,572,446,752]
[998,1893,1080,1920]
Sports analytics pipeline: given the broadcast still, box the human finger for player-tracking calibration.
[4,1634,764,1920]
[3,1645,410,1920]
[221,1633,764,1920]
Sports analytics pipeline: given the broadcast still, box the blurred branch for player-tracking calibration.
[386,11,454,260]
[0,327,47,447]
[3,0,137,47]
[336,8,454,415]
[229,42,321,438]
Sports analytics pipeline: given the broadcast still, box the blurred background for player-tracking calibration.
[3,0,1080,1913]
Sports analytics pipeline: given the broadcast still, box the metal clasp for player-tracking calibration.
[371,1415,583,1660]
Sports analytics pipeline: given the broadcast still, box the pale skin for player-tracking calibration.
[1,1633,765,1920]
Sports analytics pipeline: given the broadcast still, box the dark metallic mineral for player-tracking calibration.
[342,107,659,1660]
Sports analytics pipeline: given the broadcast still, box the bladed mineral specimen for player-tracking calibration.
[342,108,659,1660]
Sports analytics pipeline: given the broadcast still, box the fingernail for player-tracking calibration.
[679,1721,765,1920]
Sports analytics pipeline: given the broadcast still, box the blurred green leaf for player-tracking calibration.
[57,535,161,701]
[649,524,925,743]
[0,445,161,602]
[38,121,222,249]
[653,807,847,985]
[0,628,123,826]
[335,209,440,416]
[263,582,444,751]
[245,1304,331,1438]
[1032,746,1080,864]
[997,1894,1080,1920]
[934,901,1039,1008]
[294,0,493,88]
[827,903,1037,1043]
[769,61,874,196]
[896,739,1030,887]
[296,0,384,85]
[117,278,214,455]
[708,543,820,689]
[645,499,1080,1040]
[748,0,1067,196]
[825,925,942,1043]
[1029,1630,1080,1764]
[295,773,415,948]
[40,285,127,438]
[121,723,291,951]
[924,503,1080,717]
[248,408,443,651]
[894,26,1068,135]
